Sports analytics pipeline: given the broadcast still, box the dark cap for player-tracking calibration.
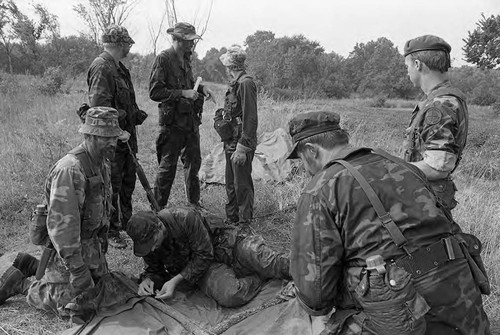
[167,22,201,41]
[286,111,341,159]
[126,211,161,257]
[403,35,451,57]
[101,25,135,44]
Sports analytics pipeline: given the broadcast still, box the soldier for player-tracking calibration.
[403,35,468,215]
[0,107,122,320]
[88,25,148,248]
[218,46,258,229]
[125,206,290,307]
[149,22,215,209]
[287,111,489,334]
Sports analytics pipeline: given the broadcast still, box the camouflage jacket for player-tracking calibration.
[404,80,468,173]
[141,207,214,285]
[149,47,205,131]
[87,51,141,153]
[290,146,454,315]
[43,144,112,284]
[223,72,258,152]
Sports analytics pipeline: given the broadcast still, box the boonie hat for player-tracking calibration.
[126,211,162,257]
[403,35,451,57]
[167,22,201,41]
[286,111,341,159]
[78,106,123,137]
[101,25,135,44]
[219,45,246,70]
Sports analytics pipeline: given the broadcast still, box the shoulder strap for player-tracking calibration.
[332,159,409,249]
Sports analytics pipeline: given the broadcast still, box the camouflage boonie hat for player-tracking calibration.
[403,35,451,57]
[219,45,246,70]
[101,25,135,44]
[126,211,162,257]
[78,107,123,137]
[167,22,201,41]
[286,111,341,159]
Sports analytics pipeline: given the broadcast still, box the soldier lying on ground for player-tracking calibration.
[126,206,291,307]
[0,107,126,322]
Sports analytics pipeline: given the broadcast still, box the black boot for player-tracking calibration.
[12,253,39,278]
[0,266,31,305]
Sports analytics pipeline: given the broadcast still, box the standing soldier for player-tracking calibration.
[218,46,258,229]
[0,108,122,321]
[403,35,468,215]
[149,22,215,209]
[87,25,148,248]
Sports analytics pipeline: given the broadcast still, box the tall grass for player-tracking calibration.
[1,74,499,333]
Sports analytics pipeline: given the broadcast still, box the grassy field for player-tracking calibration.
[0,73,499,334]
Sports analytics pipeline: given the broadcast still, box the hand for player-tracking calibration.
[118,130,131,142]
[182,89,199,101]
[203,87,217,104]
[231,150,247,166]
[155,279,176,300]
[138,277,154,296]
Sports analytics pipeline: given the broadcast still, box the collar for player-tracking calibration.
[322,146,373,171]
[100,51,121,67]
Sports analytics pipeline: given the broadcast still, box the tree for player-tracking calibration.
[0,0,16,73]
[463,14,500,69]
[73,0,139,44]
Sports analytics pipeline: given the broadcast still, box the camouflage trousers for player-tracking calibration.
[199,231,290,307]
[154,126,201,208]
[324,259,490,335]
[110,145,137,233]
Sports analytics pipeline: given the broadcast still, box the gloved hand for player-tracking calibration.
[69,264,95,296]
[231,143,252,166]
[118,130,131,142]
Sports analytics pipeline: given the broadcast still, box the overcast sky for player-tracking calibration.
[16,0,500,66]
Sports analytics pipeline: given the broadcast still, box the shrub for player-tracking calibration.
[36,66,66,96]
[367,95,387,108]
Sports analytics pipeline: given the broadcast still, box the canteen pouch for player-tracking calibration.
[353,264,429,335]
[456,233,491,295]
[30,204,49,246]
[213,108,234,142]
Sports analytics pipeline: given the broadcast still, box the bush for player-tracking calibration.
[471,93,497,106]
[35,66,66,96]
[0,73,21,95]
[367,95,387,108]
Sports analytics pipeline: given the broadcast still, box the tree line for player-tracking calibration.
[1,0,500,106]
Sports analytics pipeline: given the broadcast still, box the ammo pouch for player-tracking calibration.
[213,108,235,142]
[456,232,491,295]
[352,265,429,335]
[135,108,148,125]
[158,102,174,126]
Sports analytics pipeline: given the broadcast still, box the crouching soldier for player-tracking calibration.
[0,107,125,320]
[126,207,290,307]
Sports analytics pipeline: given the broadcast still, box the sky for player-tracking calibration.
[16,0,500,66]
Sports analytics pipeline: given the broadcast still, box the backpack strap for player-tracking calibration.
[331,159,409,250]
[68,146,95,178]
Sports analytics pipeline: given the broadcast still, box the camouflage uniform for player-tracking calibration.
[404,80,468,211]
[149,47,206,208]
[290,146,489,334]
[222,71,258,224]
[25,108,119,317]
[87,25,146,237]
[131,207,289,307]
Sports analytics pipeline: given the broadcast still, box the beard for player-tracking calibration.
[102,146,116,160]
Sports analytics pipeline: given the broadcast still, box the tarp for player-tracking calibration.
[199,128,298,184]
[60,274,313,335]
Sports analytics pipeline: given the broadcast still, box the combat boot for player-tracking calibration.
[12,252,39,278]
[0,266,31,305]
